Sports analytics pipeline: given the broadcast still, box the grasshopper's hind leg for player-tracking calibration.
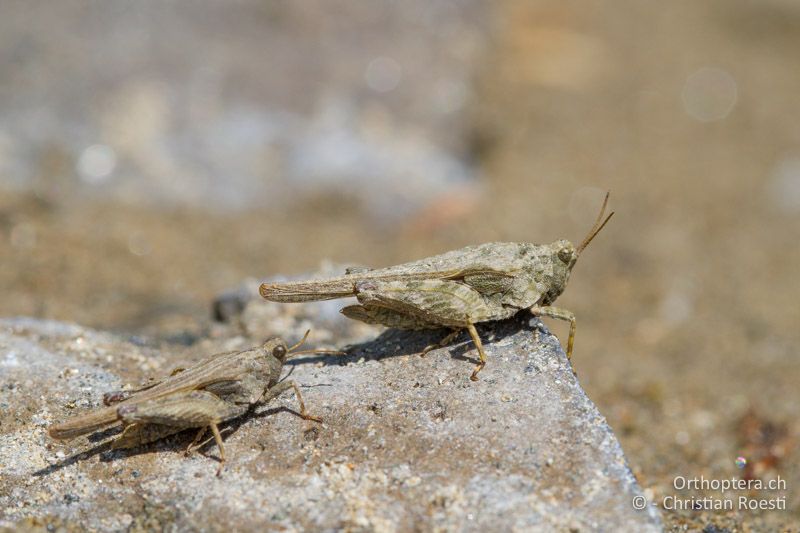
[530,305,577,360]
[341,303,436,330]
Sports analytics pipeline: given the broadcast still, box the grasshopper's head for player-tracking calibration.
[257,337,292,385]
[262,337,291,364]
[263,331,344,367]
[554,239,578,270]
[539,239,577,305]
[540,193,613,304]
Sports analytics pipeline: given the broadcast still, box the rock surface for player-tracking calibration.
[0,294,662,531]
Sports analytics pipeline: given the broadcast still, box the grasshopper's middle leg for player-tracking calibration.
[420,328,462,357]
[183,423,226,476]
[185,423,227,476]
[530,305,577,360]
[343,303,460,358]
[465,323,488,381]
[209,423,226,476]
[116,390,244,475]
[352,280,495,380]
[407,323,485,381]
[185,427,208,456]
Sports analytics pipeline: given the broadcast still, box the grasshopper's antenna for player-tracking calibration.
[576,191,614,255]
[288,330,345,358]
[291,348,346,357]
[287,330,311,352]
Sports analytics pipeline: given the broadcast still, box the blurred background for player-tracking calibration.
[1,1,798,529]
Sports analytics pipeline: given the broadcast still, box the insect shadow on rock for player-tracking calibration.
[48,332,341,476]
[328,319,529,372]
[261,193,614,381]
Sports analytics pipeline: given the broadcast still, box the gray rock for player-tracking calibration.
[0,311,662,531]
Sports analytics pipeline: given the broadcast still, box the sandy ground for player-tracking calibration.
[1,1,799,530]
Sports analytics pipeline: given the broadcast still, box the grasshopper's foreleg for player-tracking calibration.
[530,305,577,360]
[261,380,322,423]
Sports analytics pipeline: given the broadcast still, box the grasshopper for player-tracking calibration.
[49,333,335,475]
[260,193,613,381]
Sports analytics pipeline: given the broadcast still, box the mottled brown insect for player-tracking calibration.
[261,193,613,380]
[49,334,335,475]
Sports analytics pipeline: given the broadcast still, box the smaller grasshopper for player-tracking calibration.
[49,333,337,475]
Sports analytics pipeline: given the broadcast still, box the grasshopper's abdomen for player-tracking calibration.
[48,405,121,440]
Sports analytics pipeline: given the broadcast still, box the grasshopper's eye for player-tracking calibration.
[558,247,574,264]
[272,345,287,360]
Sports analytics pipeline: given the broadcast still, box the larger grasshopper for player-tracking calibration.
[260,194,613,381]
[49,334,333,475]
